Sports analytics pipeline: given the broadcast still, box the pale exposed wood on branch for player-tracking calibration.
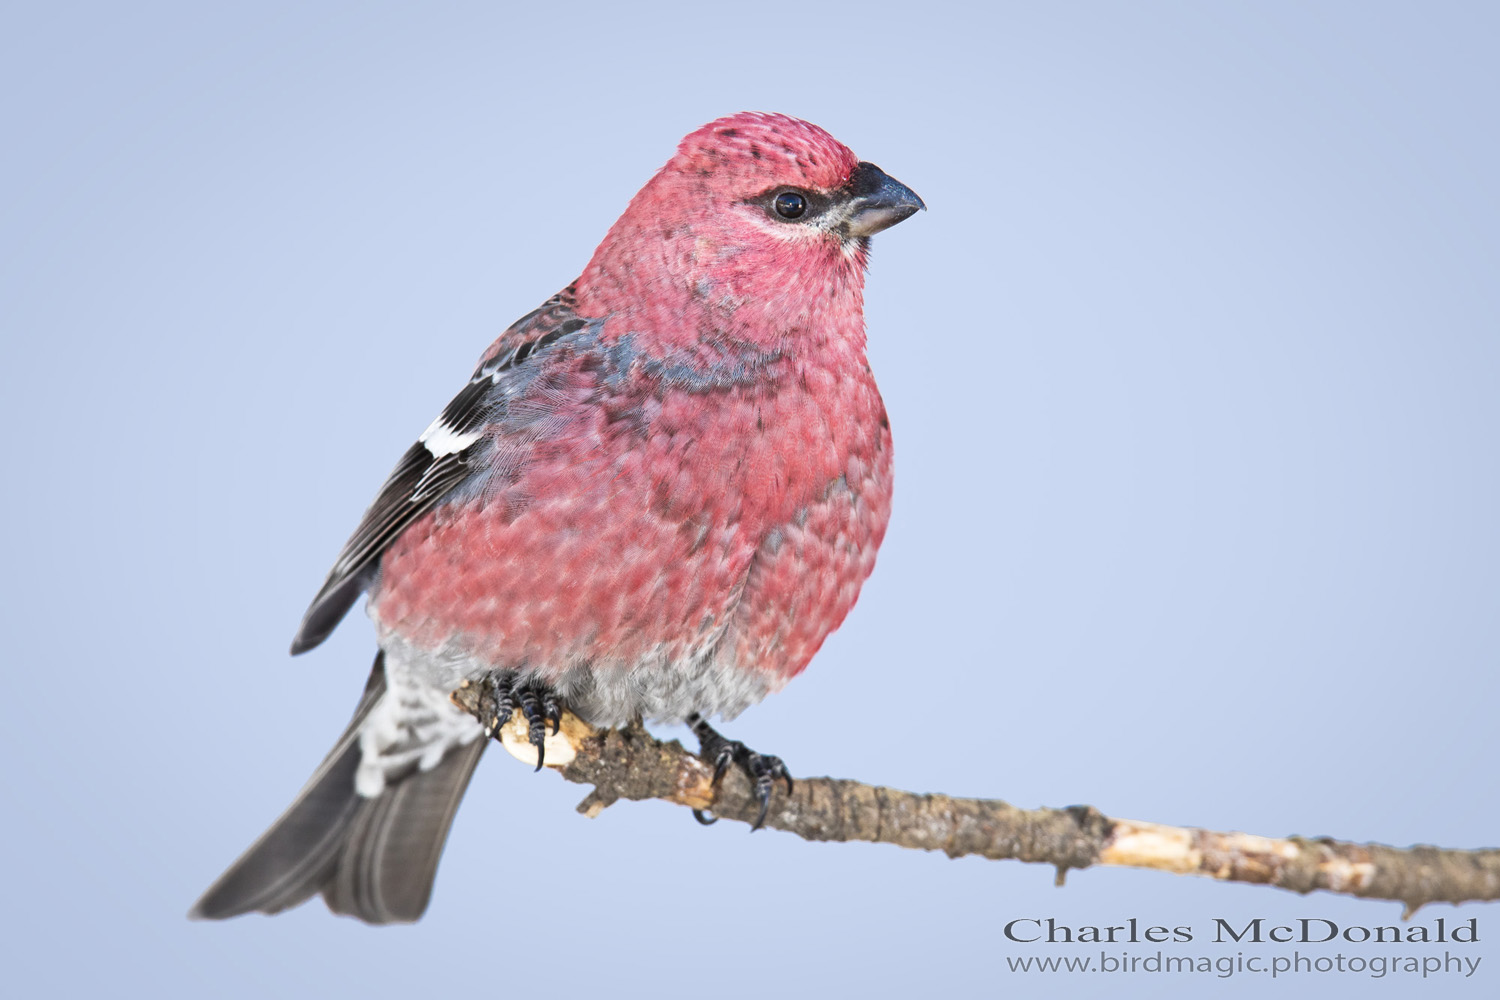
[451,682,1500,915]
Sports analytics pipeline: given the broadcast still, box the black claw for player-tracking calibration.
[543,689,562,736]
[692,809,718,826]
[482,671,565,773]
[516,683,548,770]
[687,714,792,832]
[711,751,732,787]
[515,686,537,724]
[751,790,771,832]
[497,679,517,732]
[483,673,516,736]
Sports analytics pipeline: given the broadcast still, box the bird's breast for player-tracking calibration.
[370,352,892,687]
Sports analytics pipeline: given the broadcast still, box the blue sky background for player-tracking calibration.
[2,2,1496,997]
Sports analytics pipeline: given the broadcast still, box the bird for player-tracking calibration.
[191,111,924,924]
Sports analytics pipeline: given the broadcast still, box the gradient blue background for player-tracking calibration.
[3,2,1495,996]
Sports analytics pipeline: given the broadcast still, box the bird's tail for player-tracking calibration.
[190,653,486,924]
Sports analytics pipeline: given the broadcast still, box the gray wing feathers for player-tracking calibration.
[288,286,591,656]
[190,653,486,924]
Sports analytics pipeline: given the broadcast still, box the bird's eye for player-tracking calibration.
[773,191,807,219]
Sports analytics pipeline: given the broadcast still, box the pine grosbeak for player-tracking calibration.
[193,112,923,923]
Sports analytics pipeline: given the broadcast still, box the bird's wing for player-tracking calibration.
[290,286,594,653]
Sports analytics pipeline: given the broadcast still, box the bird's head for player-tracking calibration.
[577,112,924,345]
[661,112,925,249]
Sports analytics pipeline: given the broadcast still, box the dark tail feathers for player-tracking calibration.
[190,653,485,924]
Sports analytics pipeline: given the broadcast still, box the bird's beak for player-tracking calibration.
[843,161,926,237]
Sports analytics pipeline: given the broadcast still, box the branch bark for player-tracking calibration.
[452,682,1500,915]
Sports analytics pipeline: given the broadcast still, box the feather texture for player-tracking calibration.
[290,288,593,654]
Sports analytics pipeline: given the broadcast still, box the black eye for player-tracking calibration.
[773,191,807,219]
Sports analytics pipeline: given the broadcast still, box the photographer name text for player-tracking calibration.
[1003,916,1479,946]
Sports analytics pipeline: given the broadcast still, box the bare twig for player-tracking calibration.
[452,683,1500,914]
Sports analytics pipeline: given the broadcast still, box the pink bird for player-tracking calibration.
[192,112,924,923]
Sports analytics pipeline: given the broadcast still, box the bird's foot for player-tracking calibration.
[482,671,563,771]
[687,713,793,831]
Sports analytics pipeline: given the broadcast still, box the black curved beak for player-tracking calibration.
[843,161,926,237]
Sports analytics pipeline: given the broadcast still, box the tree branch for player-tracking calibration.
[452,683,1499,915]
